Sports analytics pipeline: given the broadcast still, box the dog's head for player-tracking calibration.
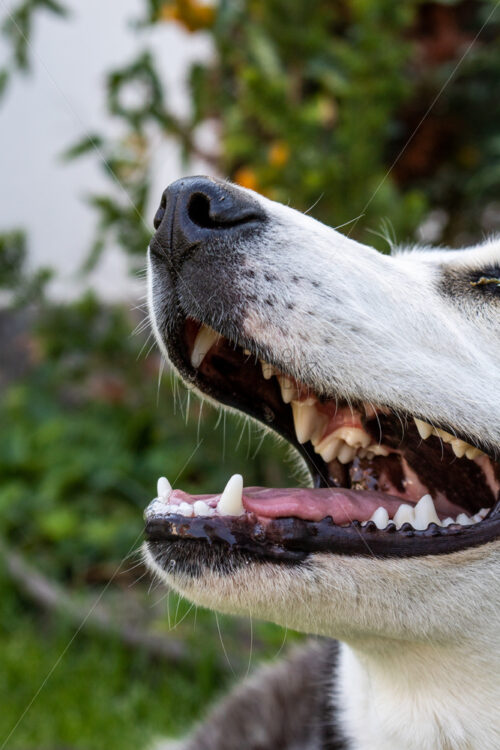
[144,175,500,644]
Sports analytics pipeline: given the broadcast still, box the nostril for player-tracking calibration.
[187,190,262,230]
[153,206,165,230]
[188,193,221,229]
[153,191,168,230]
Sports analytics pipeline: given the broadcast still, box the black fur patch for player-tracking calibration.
[440,263,500,302]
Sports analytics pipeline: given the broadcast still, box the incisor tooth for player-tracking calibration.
[414,418,433,440]
[193,500,213,516]
[191,325,219,368]
[393,503,415,529]
[157,476,172,499]
[218,474,244,516]
[413,493,441,530]
[370,506,389,529]
[291,401,318,444]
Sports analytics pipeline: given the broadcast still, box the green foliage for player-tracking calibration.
[0,229,51,305]
[0,0,68,100]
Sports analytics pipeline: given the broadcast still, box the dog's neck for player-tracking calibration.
[337,635,500,750]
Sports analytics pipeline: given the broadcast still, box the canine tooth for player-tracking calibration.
[370,506,389,529]
[456,513,474,526]
[193,500,213,516]
[413,494,441,530]
[157,476,172,499]
[261,360,275,380]
[191,325,219,368]
[465,446,483,460]
[278,376,298,403]
[177,502,194,517]
[414,418,433,440]
[291,401,318,444]
[393,503,416,529]
[218,474,244,516]
[451,439,469,458]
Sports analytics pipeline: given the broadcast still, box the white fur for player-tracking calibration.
[147,183,500,749]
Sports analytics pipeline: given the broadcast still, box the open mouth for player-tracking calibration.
[145,319,500,560]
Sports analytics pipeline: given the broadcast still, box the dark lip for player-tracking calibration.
[145,507,500,561]
[149,306,500,558]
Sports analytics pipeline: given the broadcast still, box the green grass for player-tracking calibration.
[0,571,302,749]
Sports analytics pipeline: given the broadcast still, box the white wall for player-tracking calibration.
[0,0,213,299]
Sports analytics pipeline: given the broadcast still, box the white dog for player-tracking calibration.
[144,176,500,750]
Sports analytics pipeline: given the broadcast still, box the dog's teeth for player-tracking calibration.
[261,360,275,380]
[433,427,454,444]
[332,427,371,449]
[365,443,389,457]
[414,418,433,440]
[413,494,441,530]
[456,512,474,526]
[451,439,469,458]
[473,512,484,523]
[291,400,319,444]
[191,325,219,369]
[465,446,483,460]
[393,503,415,529]
[370,506,389,529]
[316,436,342,462]
[278,376,298,404]
[177,502,194,517]
[337,442,357,465]
[218,474,244,516]
[442,517,455,526]
[478,507,490,519]
[193,500,214,517]
[157,476,172,499]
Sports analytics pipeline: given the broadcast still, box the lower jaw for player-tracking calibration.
[144,506,500,562]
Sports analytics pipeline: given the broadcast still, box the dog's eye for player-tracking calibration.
[469,267,500,294]
[470,276,500,288]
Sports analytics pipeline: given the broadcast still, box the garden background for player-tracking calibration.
[1,1,499,747]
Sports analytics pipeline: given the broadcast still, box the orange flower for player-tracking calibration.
[157,0,215,31]
[268,141,290,168]
[234,166,259,191]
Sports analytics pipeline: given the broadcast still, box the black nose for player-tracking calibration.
[152,176,265,253]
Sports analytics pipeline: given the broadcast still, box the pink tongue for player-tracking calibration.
[241,487,407,524]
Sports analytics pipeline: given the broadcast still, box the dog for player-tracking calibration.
[143,175,500,750]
